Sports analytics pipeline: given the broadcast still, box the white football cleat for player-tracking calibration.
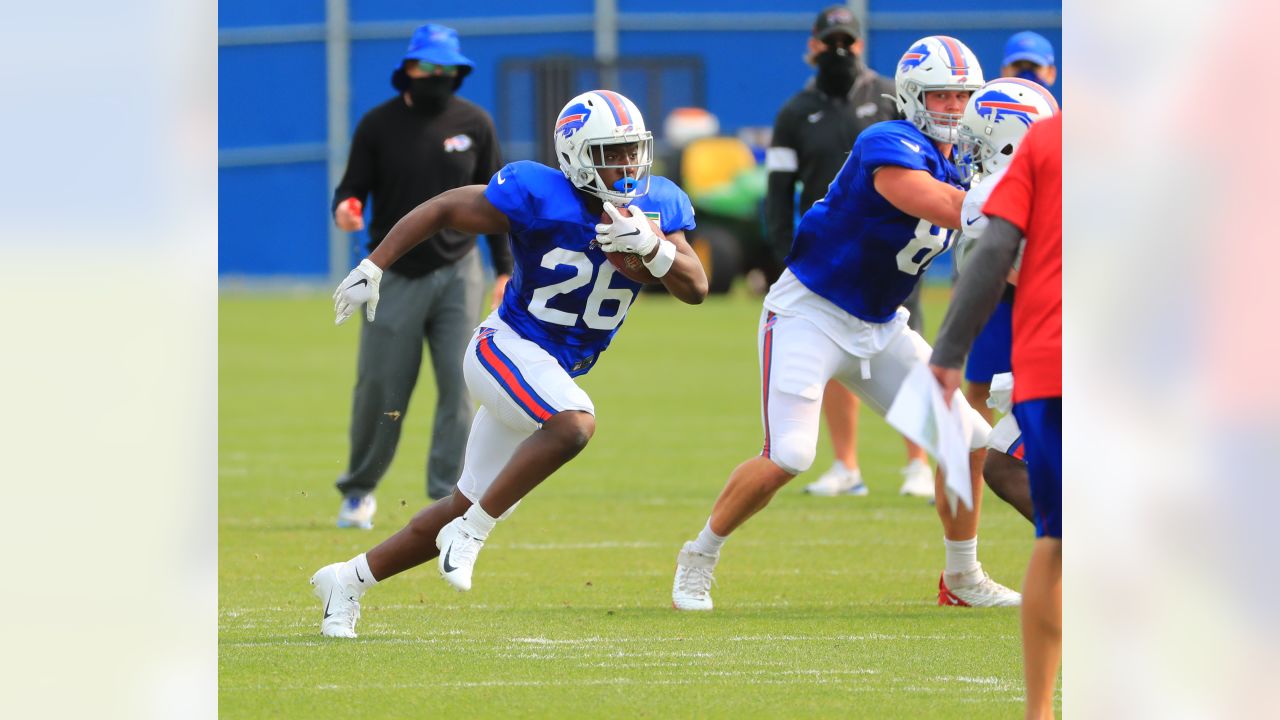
[337,494,376,530]
[672,541,718,611]
[310,562,362,638]
[938,568,1022,608]
[899,459,935,498]
[436,517,485,592]
[804,466,868,496]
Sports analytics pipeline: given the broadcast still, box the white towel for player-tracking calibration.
[885,362,975,515]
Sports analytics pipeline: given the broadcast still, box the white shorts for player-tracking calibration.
[758,308,991,475]
[456,316,595,518]
[987,413,1024,459]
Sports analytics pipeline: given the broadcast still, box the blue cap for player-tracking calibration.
[1002,31,1055,67]
[391,24,474,90]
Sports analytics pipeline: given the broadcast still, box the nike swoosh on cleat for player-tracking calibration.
[442,545,458,573]
[323,591,334,619]
[355,566,365,583]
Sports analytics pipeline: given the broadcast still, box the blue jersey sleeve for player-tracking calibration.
[484,161,540,234]
[644,176,697,235]
[857,124,931,173]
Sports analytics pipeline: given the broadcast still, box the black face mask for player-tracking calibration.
[407,76,454,116]
[814,48,859,98]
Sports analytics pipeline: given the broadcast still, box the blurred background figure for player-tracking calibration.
[1001,31,1057,89]
[330,24,512,529]
[764,5,933,498]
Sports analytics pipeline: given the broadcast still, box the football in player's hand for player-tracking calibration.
[600,208,665,285]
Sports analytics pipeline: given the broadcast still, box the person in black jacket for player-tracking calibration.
[765,6,934,499]
[330,24,513,528]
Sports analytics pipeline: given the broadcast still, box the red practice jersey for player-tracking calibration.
[982,114,1062,403]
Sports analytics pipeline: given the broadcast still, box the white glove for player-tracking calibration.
[333,258,383,325]
[594,201,659,256]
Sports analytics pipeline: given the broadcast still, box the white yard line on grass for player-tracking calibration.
[222,631,986,647]
[232,671,891,692]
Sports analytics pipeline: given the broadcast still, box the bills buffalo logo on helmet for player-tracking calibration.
[975,90,1039,127]
[556,102,592,140]
[899,43,930,73]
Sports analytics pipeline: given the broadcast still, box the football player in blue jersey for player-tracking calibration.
[309,90,707,637]
[671,36,1022,611]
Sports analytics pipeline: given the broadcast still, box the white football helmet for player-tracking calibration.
[891,36,984,144]
[553,90,654,205]
[956,77,1060,184]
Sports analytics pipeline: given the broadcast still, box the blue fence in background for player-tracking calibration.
[219,0,1060,280]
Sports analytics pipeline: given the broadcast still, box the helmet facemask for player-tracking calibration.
[903,81,971,145]
[572,134,654,206]
[955,125,988,184]
[956,125,1015,184]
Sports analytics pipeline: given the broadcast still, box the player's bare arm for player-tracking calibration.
[367,185,512,270]
[873,165,965,229]
[648,229,707,304]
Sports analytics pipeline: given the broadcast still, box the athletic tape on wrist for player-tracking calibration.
[643,239,677,278]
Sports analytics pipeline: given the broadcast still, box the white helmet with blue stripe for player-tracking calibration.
[892,36,985,144]
[552,90,654,205]
[955,77,1060,184]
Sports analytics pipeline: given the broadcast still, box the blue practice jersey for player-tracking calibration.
[786,120,965,323]
[484,161,696,376]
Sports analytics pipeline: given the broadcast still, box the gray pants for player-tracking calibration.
[336,247,485,500]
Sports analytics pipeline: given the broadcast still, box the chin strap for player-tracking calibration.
[642,239,677,278]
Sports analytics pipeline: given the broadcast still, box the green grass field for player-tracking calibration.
[219,284,1039,718]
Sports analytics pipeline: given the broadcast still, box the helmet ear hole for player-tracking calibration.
[999,144,1014,156]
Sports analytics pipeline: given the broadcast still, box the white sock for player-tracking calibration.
[831,459,850,475]
[462,504,498,538]
[944,537,980,579]
[338,553,378,595]
[690,520,726,556]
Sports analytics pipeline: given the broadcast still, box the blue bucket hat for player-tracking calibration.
[1002,31,1055,67]
[391,24,475,91]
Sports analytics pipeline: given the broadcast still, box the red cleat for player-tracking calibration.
[938,573,970,606]
[938,570,1021,607]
